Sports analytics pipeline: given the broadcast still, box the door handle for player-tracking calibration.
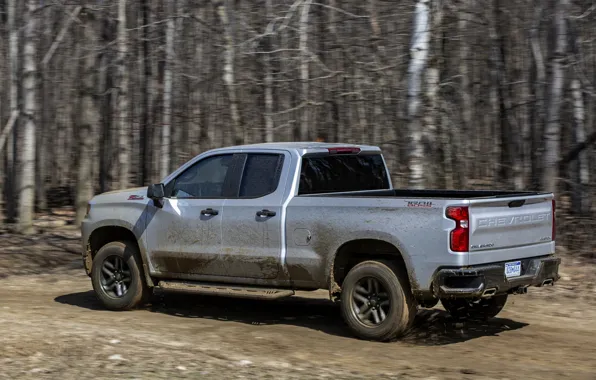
[256,209,276,217]
[200,208,219,216]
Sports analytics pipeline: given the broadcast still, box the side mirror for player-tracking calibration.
[147,184,165,207]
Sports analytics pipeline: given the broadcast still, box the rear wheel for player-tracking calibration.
[340,260,416,341]
[91,241,151,310]
[441,294,508,321]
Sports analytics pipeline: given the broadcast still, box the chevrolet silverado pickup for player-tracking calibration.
[82,142,560,341]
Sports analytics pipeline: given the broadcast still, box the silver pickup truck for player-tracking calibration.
[81,142,560,341]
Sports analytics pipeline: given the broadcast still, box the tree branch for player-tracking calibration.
[0,110,19,155]
[561,130,596,164]
[42,6,82,67]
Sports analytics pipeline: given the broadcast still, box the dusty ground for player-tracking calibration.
[1,215,596,379]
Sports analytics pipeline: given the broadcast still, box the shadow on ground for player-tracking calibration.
[55,290,528,346]
[0,232,81,278]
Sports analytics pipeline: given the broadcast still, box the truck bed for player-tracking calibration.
[302,189,545,199]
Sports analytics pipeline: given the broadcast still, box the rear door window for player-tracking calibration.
[299,154,389,195]
[238,154,285,198]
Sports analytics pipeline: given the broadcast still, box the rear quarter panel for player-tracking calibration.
[284,196,462,291]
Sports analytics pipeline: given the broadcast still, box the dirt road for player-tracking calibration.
[1,229,595,379]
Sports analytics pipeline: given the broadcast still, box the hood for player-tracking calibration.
[91,187,148,204]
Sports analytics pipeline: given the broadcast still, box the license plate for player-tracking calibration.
[505,261,521,278]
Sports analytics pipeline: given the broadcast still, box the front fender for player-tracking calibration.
[81,201,158,287]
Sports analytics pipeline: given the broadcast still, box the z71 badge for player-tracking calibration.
[127,195,144,201]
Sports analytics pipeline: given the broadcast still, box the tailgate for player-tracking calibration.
[467,194,555,265]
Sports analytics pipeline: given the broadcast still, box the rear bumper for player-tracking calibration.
[432,255,560,298]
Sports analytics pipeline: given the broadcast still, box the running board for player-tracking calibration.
[157,280,295,300]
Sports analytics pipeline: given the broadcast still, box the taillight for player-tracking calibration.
[446,206,469,252]
[552,199,556,241]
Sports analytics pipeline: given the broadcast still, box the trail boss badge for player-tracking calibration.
[406,201,433,208]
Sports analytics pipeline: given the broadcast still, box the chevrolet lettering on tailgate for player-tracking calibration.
[477,212,551,228]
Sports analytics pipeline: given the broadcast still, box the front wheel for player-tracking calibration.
[340,260,416,341]
[91,241,151,311]
[441,294,508,321]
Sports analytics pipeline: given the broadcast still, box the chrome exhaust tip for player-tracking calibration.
[541,279,554,286]
[481,288,497,298]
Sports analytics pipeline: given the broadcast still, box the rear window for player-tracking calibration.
[299,154,390,195]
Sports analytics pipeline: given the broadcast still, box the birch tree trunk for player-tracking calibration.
[299,0,312,141]
[542,0,570,193]
[5,0,19,222]
[406,0,430,189]
[570,79,590,213]
[140,0,151,185]
[369,0,384,146]
[160,0,175,179]
[117,0,131,189]
[424,0,443,188]
[328,0,342,143]
[18,0,39,234]
[213,0,244,145]
[36,6,53,212]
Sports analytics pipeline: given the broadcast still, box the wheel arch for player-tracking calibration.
[86,223,154,287]
[328,238,417,301]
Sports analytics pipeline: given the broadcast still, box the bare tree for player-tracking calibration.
[139,0,152,185]
[406,0,431,189]
[424,0,445,188]
[190,2,207,155]
[570,78,589,213]
[160,0,175,179]
[75,12,101,226]
[4,0,20,222]
[457,0,472,187]
[490,0,522,189]
[529,1,546,190]
[299,0,312,141]
[264,0,275,143]
[542,0,570,193]
[213,0,244,145]
[17,0,40,234]
[117,0,131,188]
[0,0,595,232]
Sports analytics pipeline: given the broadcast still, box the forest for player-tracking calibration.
[0,0,594,243]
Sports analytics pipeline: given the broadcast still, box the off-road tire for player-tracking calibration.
[91,241,151,310]
[441,294,508,321]
[340,260,417,341]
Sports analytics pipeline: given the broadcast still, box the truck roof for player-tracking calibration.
[209,142,381,155]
